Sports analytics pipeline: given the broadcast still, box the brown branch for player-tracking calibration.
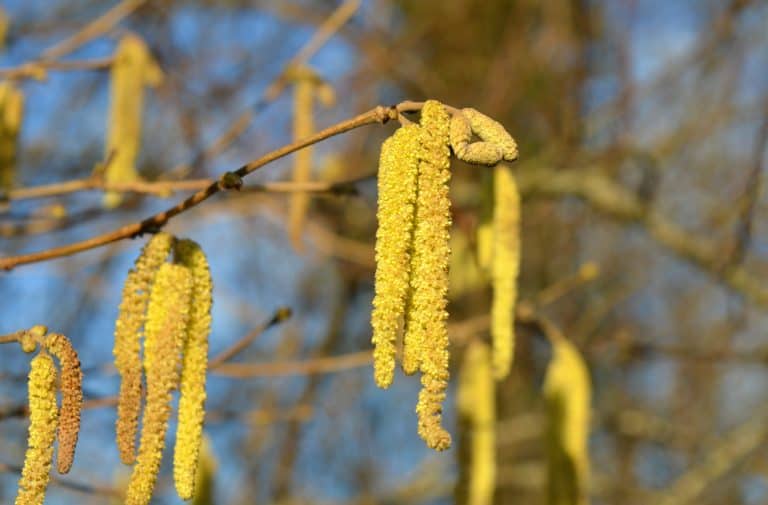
[209,307,293,368]
[212,350,372,378]
[0,104,400,271]
[517,167,768,308]
[0,463,121,498]
[41,0,147,61]
[7,174,368,202]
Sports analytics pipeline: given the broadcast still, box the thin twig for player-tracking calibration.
[209,307,293,368]
[42,0,147,61]
[0,103,401,271]
[212,351,372,379]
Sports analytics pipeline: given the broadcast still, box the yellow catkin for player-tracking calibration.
[173,239,213,500]
[491,164,520,380]
[114,232,173,465]
[288,66,317,252]
[407,100,452,451]
[15,352,58,505]
[457,341,496,505]
[43,333,83,474]
[371,124,420,388]
[103,34,163,208]
[461,108,518,162]
[191,435,217,505]
[449,112,505,166]
[0,81,24,199]
[125,263,192,505]
[543,335,591,505]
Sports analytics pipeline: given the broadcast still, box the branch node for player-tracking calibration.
[218,171,243,191]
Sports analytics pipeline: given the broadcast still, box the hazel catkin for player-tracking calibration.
[113,232,173,465]
[173,239,213,500]
[491,164,520,380]
[125,263,192,505]
[407,100,453,450]
[15,352,58,505]
[371,124,420,388]
[43,333,83,474]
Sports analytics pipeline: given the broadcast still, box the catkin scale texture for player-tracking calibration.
[407,100,453,450]
[15,353,58,505]
[371,124,420,388]
[43,333,83,474]
[173,239,213,500]
[114,232,173,465]
[125,263,192,505]
[491,164,520,379]
[461,108,518,162]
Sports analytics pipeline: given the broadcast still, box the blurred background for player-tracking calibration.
[2,0,768,503]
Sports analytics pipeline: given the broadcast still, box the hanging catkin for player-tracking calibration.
[43,333,83,474]
[408,100,453,451]
[114,232,173,464]
[125,263,192,505]
[173,239,213,500]
[102,34,163,208]
[371,124,420,388]
[15,352,58,505]
[288,66,317,251]
[543,335,591,505]
[491,164,520,379]
[0,81,24,203]
[457,341,496,505]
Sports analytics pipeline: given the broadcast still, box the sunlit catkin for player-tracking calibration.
[288,66,318,252]
[457,341,496,505]
[0,81,24,201]
[173,239,213,500]
[114,232,173,465]
[102,34,163,208]
[43,333,83,474]
[491,164,520,380]
[407,100,453,450]
[449,112,504,166]
[461,108,518,162]
[125,263,192,505]
[15,352,58,505]
[543,335,591,505]
[371,124,420,388]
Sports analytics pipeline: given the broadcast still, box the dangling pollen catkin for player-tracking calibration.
[491,164,520,380]
[15,352,58,505]
[543,335,591,505]
[0,81,24,203]
[371,124,420,388]
[102,34,163,208]
[407,100,453,451]
[114,232,173,465]
[457,341,496,505]
[125,263,192,505]
[173,239,213,500]
[43,333,83,474]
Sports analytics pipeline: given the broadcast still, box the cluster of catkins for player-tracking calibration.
[371,100,518,450]
[14,326,83,505]
[113,232,212,504]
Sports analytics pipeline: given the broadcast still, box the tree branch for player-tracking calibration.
[0,104,400,271]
